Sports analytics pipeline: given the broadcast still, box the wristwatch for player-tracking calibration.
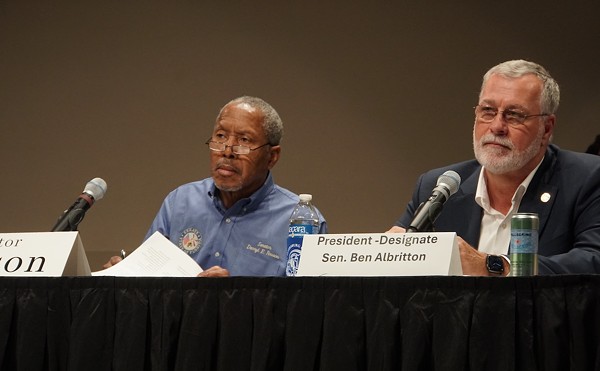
[486,254,505,275]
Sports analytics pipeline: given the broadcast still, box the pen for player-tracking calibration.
[120,249,127,259]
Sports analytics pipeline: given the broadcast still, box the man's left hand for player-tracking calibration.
[198,265,230,277]
[457,237,509,276]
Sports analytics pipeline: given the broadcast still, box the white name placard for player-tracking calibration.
[296,232,462,277]
[0,232,91,276]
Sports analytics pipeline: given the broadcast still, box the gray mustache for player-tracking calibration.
[480,135,514,149]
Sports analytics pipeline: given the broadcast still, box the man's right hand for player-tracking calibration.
[102,256,123,269]
[386,226,407,233]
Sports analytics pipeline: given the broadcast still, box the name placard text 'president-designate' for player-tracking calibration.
[296,232,462,276]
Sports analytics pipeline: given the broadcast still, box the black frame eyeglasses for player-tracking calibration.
[205,138,271,155]
[474,105,549,126]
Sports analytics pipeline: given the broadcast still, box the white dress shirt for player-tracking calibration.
[475,160,543,255]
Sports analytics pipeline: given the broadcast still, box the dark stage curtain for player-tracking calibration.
[0,275,599,371]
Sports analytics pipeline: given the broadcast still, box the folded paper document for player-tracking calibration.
[93,232,202,277]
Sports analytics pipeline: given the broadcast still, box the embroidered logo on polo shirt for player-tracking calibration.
[179,228,202,254]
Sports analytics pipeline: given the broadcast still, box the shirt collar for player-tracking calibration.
[208,172,274,214]
[475,158,544,214]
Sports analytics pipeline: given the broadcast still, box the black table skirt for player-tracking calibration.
[0,275,599,371]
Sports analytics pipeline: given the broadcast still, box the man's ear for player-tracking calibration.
[267,145,281,170]
[543,115,556,144]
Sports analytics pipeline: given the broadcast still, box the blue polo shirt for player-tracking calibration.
[145,173,327,276]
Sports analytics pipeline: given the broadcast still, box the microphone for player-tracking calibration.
[51,178,107,232]
[406,170,461,233]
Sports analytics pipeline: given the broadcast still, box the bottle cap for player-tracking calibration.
[299,194,312,202]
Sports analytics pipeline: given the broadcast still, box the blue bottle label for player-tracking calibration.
[286,235,303,276]
[288,224,317,236]
[286,223,317,276]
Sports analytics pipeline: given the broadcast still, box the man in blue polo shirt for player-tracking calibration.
[105,96,327,276]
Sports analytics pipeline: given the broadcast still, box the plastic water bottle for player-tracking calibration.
[286,194,319,276]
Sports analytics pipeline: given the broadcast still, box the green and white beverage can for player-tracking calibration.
[509,213,539,276]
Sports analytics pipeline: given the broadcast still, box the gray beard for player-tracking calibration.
[473,126,544,175]
[214,182,242,193]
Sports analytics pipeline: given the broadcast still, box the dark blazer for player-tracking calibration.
[396,144,600,274]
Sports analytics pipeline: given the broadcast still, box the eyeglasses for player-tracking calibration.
[474,105,549,126]
[205,138,271,155]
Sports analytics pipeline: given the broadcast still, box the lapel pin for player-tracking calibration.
[540,192,551,203]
